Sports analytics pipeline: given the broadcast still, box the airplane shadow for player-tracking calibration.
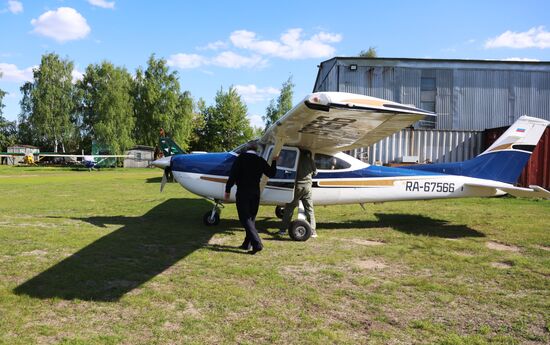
[15,205,483,301]
[14,198,236,302]
[145,177,176,183]
[256,213,485,239]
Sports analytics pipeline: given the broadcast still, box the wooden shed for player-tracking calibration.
[124,146,155,168]
[4,145,40,165]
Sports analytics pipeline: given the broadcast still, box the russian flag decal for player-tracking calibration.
[516,128,526,133]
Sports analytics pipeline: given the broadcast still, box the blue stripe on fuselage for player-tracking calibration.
[316,165,443,179]
[171,152,444,179]
[171,152,297,179]
[405,150,531,184]
[171,152,236,176]
[169,150,530,185]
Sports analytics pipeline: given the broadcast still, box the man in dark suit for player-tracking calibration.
[225,141,278,254]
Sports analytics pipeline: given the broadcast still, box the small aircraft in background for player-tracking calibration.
[39,153,133,170]
[153,92,550,241]
[0,152,132,170]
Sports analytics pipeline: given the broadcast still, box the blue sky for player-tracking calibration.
[1,0,549,126]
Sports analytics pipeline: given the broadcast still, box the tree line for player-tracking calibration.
[0,53,294,154]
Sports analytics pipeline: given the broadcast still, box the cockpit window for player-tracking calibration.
[314,153,351,170]
[231,141,264,155]
[277,149,298,170]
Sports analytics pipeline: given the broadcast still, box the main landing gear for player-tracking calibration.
[203,200,223,226]
[203,200,313,242]
[275,202,313,241]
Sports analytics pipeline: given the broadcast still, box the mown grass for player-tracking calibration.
[0,165,548,344]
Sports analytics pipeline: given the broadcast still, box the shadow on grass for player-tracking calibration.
[145,177,178,184]
[14,198,236,302]
[257,213,485,239]
[145,176,162,183]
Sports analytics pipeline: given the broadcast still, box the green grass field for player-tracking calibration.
[0,166,548,345]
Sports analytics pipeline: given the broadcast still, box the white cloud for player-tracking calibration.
[502,57,540,62]
[8,0,23,14]
[211,51,267,69]
[235,84,279,103]
[485,26,550,49]
[247,114,265,129]
[71,69,84,83]
[197,40,228,51]
[168,52,268,70]
[167,53,208,69]
[230,28,342,59]
[0,63,84,83]
[31,7,91,43]
[0,62,35,82]
[169,28,341,70]
[88,0,115,9]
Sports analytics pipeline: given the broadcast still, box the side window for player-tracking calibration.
[314,153,351,170]
[277,149,298,170]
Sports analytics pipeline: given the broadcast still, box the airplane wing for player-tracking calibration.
[38,154,132,158]
[464,182,550,199]
[35,153,134,164]
[260,92,434,153]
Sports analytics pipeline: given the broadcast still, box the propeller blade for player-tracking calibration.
[160,168,168,192]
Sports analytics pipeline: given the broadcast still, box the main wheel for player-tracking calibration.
[288,219,312,241]
[203,210,220,226]
[275,206,285,219]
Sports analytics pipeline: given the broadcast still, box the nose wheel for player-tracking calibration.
[203,210,220,226]
[275,205,285,219]
[203,200,223,226]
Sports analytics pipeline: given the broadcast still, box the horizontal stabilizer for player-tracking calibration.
[499,185,550,199]
[465,182,550,199]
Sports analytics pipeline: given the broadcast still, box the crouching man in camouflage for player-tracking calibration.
[278,149,317,237]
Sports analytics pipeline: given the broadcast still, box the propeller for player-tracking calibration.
[151,156,172,192]
[160,166,171,192]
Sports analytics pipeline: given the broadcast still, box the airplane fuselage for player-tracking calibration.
[168,147,507,206]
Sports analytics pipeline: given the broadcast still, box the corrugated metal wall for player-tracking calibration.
[349,129,484,165]
[315,58,550,131]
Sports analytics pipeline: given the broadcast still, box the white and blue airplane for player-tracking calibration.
[153,92,550,241]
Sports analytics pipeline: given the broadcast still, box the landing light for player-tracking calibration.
[308,93,329,105]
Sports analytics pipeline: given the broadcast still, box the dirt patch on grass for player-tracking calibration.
[350,239,385,246]
[486,241,520,252]
[491,261,513,269]
[355,259,386,270]
[21,249,48,256]
[184,301,201,317]
[534,245,550,251]
[207,236,228,246]
[281,264,324,275]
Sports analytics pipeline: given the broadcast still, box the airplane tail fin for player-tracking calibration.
[461,116,549,184]
[409,116,549,184]
[159,137,185,157]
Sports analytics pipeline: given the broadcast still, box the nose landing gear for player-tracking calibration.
[203,200,223,226]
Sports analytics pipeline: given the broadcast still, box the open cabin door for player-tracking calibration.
[260,145,299,204]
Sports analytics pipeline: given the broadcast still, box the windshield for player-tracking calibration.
[230,140,264,155]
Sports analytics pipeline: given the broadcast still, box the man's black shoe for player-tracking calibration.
[248,247,263,255]
[239,244,251,250]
